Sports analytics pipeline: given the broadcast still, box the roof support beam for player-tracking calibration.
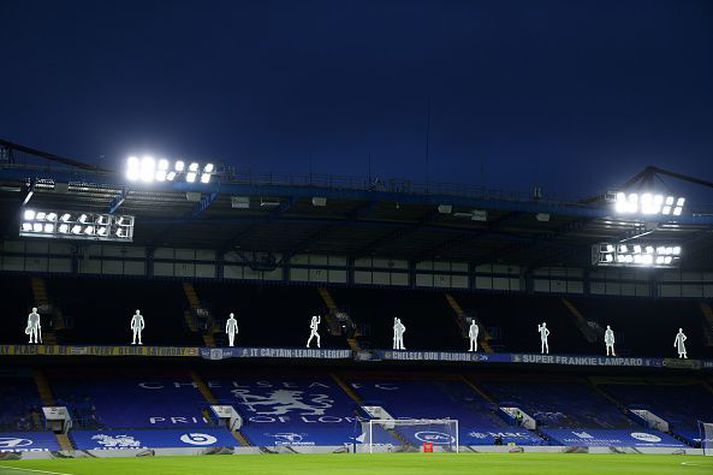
[107,188,128,214]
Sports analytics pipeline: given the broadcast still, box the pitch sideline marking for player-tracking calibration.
[0,466,73,475]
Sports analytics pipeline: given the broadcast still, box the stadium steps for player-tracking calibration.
[183,282,217,347]
[700,303,713,346]
[561,298,599,344]
[184,310,198,333]
[33,369,75,451]
[444,293,493,353]
[330,373,363,404]
[190,370,251,447]
[318,287,362,352]
[31,277,59,344]
[458,375,496,404]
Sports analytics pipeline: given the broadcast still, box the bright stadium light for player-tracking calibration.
[612,191,686,217]
[593,242,682,268]
[20,208,135,242]
[125,156,215,184]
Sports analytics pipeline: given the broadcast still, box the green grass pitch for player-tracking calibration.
[1,453,712,475]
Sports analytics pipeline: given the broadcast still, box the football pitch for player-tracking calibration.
[1,453,712,475]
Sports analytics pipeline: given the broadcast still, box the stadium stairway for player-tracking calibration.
[182,283,216,347]
[318,287,361,352]
[700,302,713,347]
[31,277,58,345]
[33,369,74,451]
[331,373,413,449]
[561,298,599,344]
[445,293,492,353]
[189,370,251,447]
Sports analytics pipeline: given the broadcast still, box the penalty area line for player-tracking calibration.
[0,466,73,475]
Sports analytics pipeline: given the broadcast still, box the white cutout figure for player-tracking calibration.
[225,313,239,347]
[604,325,616,356]
[130,310,145,345]
[538,322,550,354]
[392,317,406,350]
[468,320,479,352]
[306,315,321,348]
[674,328,687,359]
[26,307,41,344]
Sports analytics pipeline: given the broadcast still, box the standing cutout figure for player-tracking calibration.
[130,310,145,345]
[306,315,321,348]
[225,313,239,347]
[604,325,616,356]
[674,328,687,359]
[26,307,41,344]
[538,322,550,354]
[468,320,479,352]
[393,318,406,350]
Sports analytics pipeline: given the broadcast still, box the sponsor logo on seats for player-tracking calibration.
[0,437,33,449]
[179,433,218,446]
[232,388,334,416]
[629,432,662,443]
[268,432,315,446]
[414,431,455,445]
[572,431,593,439]
[91,434,142,449]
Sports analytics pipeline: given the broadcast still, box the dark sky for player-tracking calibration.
[1,0,712,199]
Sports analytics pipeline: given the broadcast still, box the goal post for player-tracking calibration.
[360,418,459,454]
[699,421,713,456]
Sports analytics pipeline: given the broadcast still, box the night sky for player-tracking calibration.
[1,0,711,199]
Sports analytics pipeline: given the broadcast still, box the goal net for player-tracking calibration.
[360,418,459,453]
[700,421,713,456]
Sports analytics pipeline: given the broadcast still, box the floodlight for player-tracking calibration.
[127,156,140,181]
[126,156,215,184]
[24,209,35,221]
[593,241,682,268]
[20,209,134,242]
[139,156,155,182]
[613,191,686,216]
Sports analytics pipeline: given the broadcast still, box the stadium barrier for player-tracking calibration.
[1,345,712,371]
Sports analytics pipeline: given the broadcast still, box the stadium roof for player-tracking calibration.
[1,140,713,270]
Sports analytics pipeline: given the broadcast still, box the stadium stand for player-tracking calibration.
[330,288,464,351]
[195,283,348,349]
[454,293,597,354]
[347,375,545,445]
[598,380,713,445]
[44,277,202,346]
[205,373,359,447]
